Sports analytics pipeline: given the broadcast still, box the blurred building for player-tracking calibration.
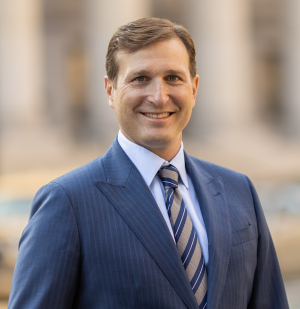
[0,0,300,171]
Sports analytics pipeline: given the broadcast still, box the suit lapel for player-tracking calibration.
[185,154,231,309]
[96,139,199,309]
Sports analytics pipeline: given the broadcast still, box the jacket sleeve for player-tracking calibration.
[8,182,80,309]
[246,177,289,309]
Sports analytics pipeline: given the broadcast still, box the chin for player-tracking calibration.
[140,135,174,147]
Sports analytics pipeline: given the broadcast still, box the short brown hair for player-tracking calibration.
[106,17,196,85]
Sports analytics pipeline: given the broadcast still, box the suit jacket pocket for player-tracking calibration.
[231,224,256,246]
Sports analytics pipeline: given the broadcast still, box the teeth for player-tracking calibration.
[144,113,170,118]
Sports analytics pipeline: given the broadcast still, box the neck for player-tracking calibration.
[120,131,182,162]
[140,141,181,162]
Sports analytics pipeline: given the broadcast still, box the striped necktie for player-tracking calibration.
[158,165,207,309]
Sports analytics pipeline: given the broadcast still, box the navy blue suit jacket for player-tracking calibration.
[8,138,288,309]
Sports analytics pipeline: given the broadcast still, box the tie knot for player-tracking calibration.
[158,165,179,189]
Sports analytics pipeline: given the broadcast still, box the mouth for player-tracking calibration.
[142,112,172,119]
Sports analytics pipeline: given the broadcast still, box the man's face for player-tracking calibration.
[105,38,199,158]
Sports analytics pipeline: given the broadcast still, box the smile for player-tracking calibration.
[143,112,171,118]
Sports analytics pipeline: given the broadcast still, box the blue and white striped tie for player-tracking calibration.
[158,165,207,309]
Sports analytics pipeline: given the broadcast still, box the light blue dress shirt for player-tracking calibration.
[118,131,209,263]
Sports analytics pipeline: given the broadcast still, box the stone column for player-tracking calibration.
[281,0,300,138]
[179,0,255,137]
[85,0,151,142]
[0,0,44,127]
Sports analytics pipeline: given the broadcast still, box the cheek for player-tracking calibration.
[172,87,194,103]
[173,96,194,115]
[115,101,138,128]
[119,92,142,112]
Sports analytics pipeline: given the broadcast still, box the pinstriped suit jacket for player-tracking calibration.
[8,138,288,309]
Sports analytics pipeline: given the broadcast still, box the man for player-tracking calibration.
[9,18,288,309]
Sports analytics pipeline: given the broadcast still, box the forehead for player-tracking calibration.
[116,38,190,77]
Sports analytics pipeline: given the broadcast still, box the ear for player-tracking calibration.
[191,74,199,108]
[104,76,115,109]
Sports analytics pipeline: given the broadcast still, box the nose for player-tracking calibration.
[147,79,169,106]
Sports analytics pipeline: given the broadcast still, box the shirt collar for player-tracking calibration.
[118,130,189,189]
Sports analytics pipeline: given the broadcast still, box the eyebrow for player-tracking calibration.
[127,69,151,77]
[164,69,185,76]
[127,69,185,78]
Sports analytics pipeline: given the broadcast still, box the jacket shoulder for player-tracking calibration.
[46,156,106,193]
[187,155,249,184]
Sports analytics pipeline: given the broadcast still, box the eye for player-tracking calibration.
[168,75,179,81]
[136,76,146,82]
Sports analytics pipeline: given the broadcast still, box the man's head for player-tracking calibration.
[106,17,197,87]
[105,18,199,161]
